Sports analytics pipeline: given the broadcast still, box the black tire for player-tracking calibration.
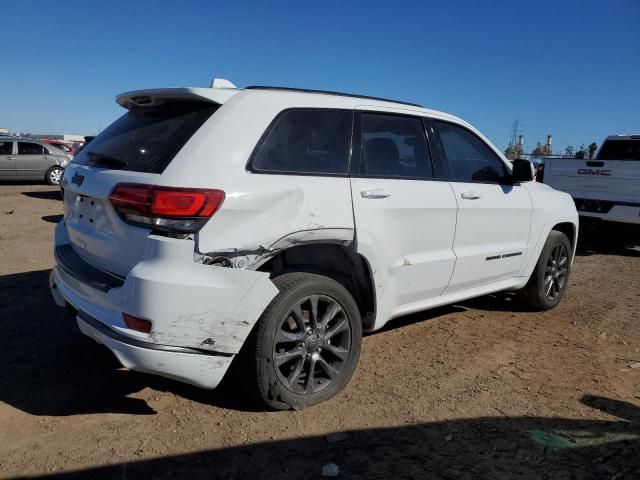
[45,166,63,185]
[253,272,362,410]
[520,230,572,311]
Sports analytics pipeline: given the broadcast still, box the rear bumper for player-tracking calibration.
[50,222,279,389]
[572,196,640,224]
[576,201,640,224]
[76,308,234,388]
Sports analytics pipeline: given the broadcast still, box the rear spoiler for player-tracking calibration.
[116,87,240,110]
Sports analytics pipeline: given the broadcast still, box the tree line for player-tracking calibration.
[505,142,598,160]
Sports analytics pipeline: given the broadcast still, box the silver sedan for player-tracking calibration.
[0,137,70,185]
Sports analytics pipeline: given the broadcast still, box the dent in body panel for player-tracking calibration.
[194,175,355,264]
[195,227,354,270]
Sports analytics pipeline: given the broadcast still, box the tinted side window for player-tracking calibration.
[359,113,433,179]
[251,109,352,175]
[0,141,12,155]
[435,122,507,183]
[18,142,45,155]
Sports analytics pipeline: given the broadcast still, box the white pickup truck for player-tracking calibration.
[543,135,640,224]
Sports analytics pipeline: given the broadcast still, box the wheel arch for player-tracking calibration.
[551,221,578,255]
[521,214,579,278]
[257,243,377,330]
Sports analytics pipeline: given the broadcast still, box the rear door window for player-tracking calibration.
[250,109,353,175]
[18,142,45,155]
[72,101,219,174]
[435,121,508,183]
[0,141,12,155]
[357,113,433,179]
[596,140,640,160]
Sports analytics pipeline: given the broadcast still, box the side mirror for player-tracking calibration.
[512,158,535,182]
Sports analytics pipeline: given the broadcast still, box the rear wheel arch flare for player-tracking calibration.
[257,243,377,330]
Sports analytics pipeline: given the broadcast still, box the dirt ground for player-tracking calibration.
[0,183,639,480]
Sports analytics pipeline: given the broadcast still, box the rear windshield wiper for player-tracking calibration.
[86,152,128,169]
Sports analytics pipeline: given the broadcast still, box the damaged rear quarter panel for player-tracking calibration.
[158,92,356,257]
[195,176,355,257]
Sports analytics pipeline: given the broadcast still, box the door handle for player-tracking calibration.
[6,157,15,161]
[360,189,391,199]
[460,191,482,200]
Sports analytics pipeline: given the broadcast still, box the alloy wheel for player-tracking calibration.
[273,294,351,395]
[544,243,569,301]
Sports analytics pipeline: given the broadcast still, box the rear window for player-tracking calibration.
[250,109,353,175]
[47,144,67,155]
[51,143,71,153]
[72,101,219,174]
[596,140,640,161]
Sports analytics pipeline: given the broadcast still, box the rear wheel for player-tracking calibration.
[253,272,362,410]
[45,166,63,185]
[520,230,572,310]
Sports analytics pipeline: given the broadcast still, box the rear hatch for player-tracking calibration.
[61,90,229,277]
[544,138,640,202]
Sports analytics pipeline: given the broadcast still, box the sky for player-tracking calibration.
[0,0,638,153]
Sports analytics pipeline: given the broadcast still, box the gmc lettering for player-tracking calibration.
[578,168,612,176]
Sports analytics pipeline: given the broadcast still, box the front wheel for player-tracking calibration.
[519,230,572,310]
[253,272,362,410]
[45,166,63,185]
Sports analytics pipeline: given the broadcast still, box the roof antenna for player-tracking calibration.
[210,78,237,89]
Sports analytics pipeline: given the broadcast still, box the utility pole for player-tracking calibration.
[505,120,525,161]
[509,119,520,148]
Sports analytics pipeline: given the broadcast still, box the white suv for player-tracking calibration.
[50,79,578,409]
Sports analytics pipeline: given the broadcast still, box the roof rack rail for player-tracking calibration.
[245,85,424,108]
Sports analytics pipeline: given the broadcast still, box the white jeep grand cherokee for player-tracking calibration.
[50,79,578,409]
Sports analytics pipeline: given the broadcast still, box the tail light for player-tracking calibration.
[109,183,225,233]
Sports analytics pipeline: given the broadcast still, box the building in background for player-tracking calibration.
[21,133,87,142]
[0,129,88,142]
